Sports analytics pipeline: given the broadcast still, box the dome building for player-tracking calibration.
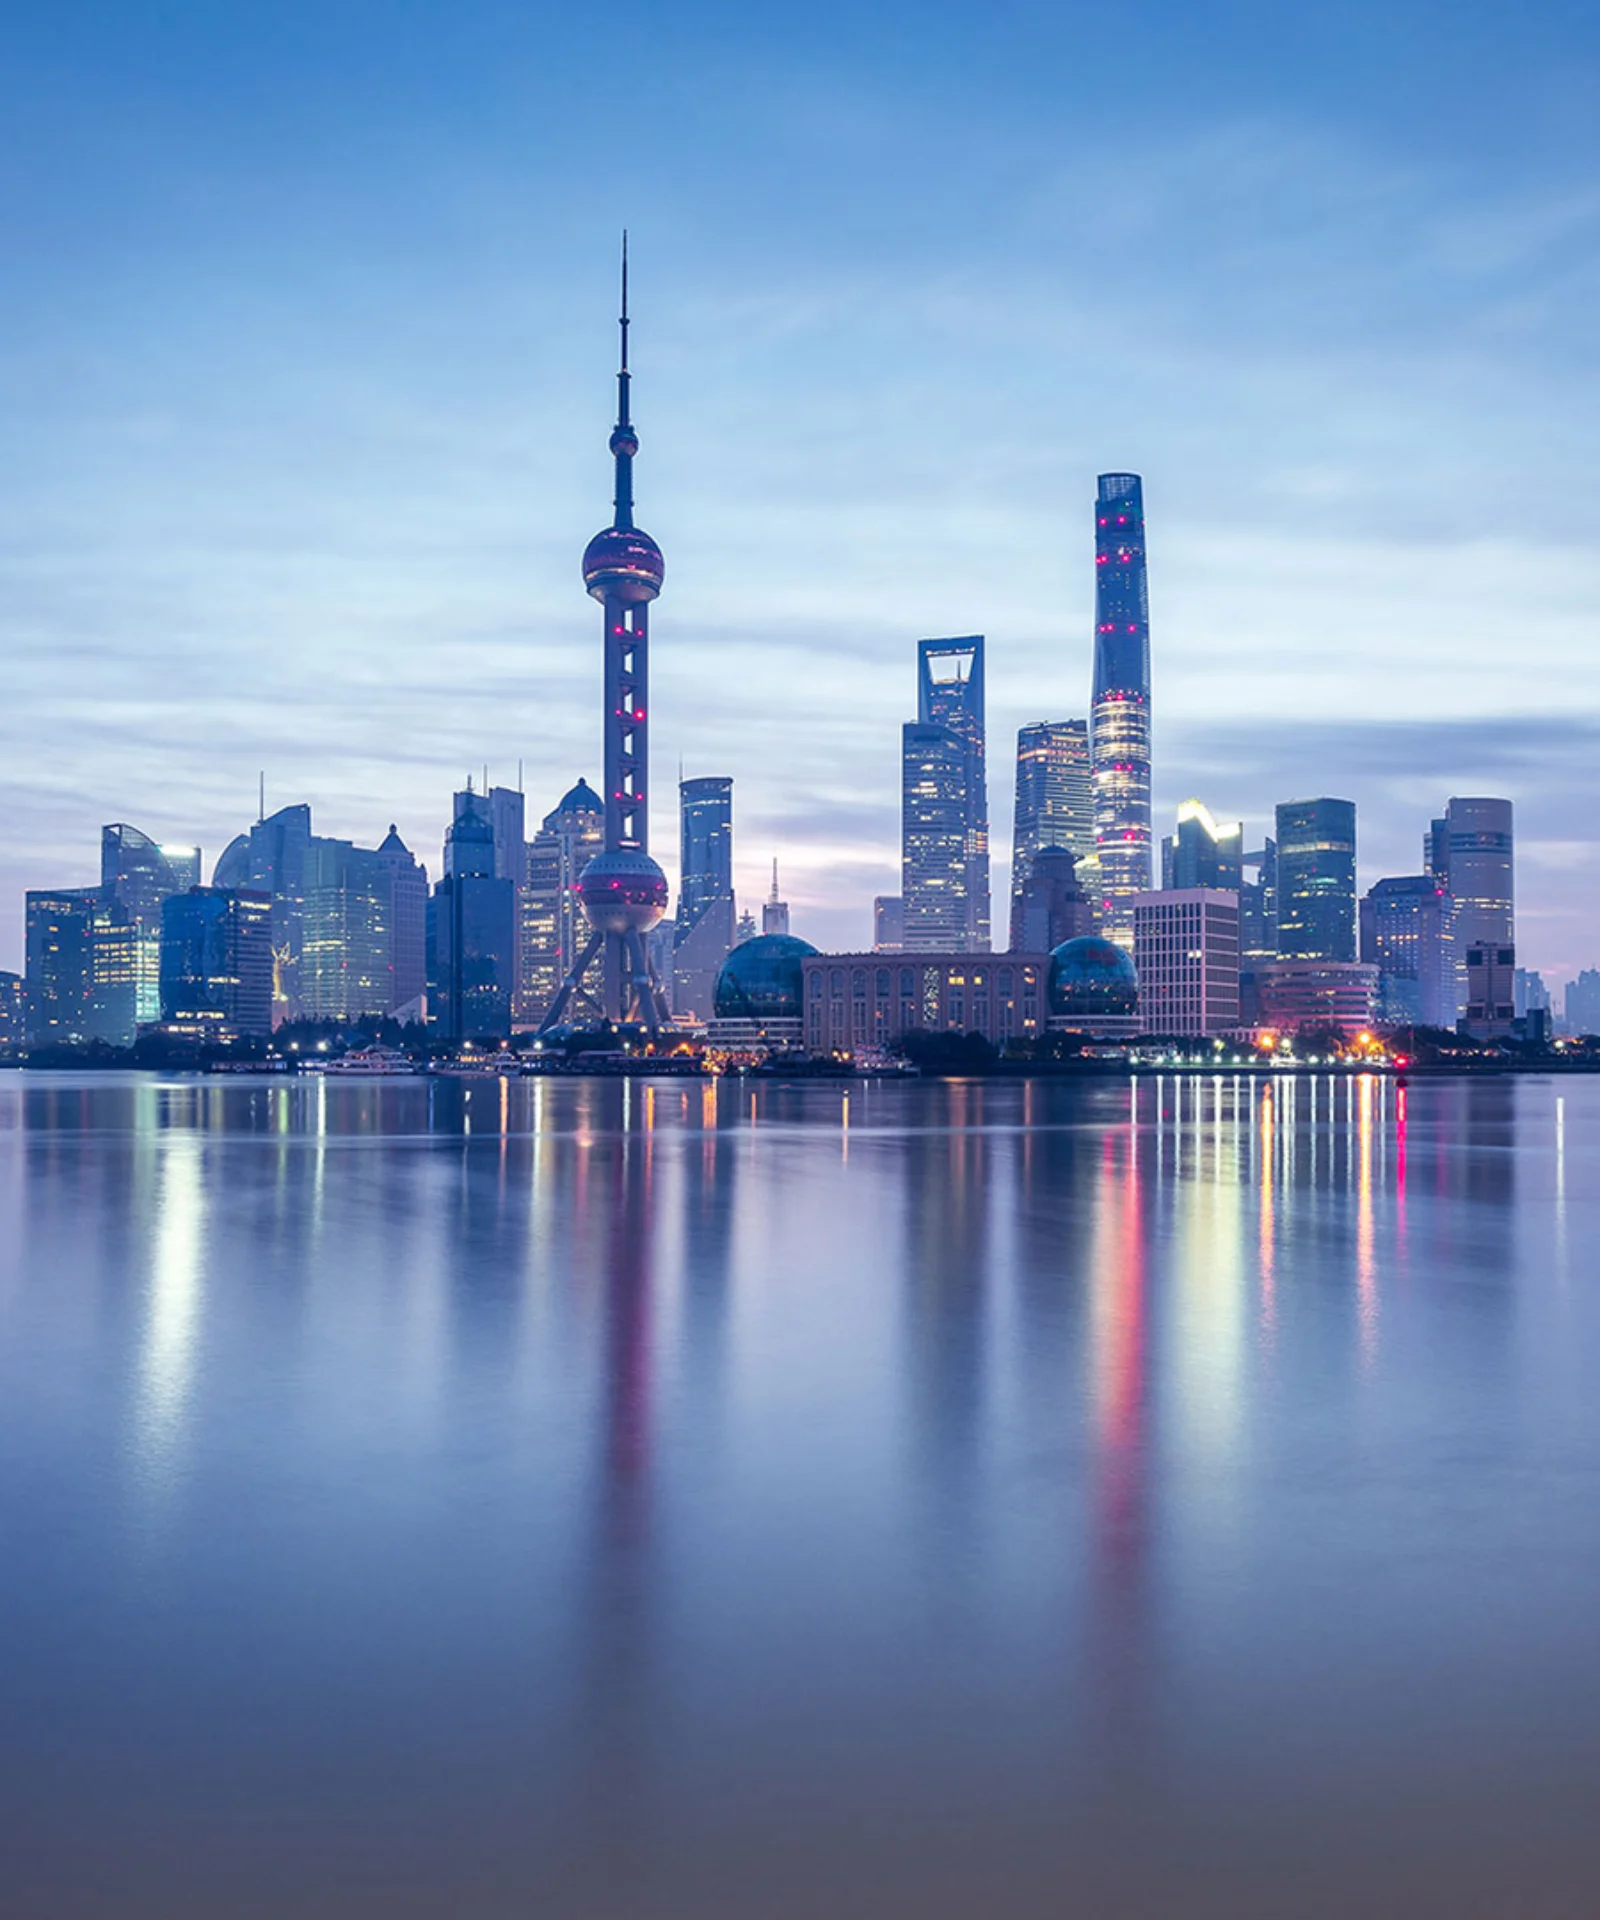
[707,934,819,1051]
[1047,934,1140,1037]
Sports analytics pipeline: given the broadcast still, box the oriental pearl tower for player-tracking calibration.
[541,239,671,1034]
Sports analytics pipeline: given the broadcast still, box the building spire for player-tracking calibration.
[770,858,780,904]
[610,231,637,531]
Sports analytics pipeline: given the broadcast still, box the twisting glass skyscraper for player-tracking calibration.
[1090,473,1153,948]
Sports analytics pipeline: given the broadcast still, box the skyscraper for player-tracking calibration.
[375,827,428,1017]
[427,794,516,1041]
[540,241,671,1033]
[101,824,201,1026]
[24,888,138,1048]
[1133,889,1242,1037]
[673,775,736,1019]
[1438,796,1515,1037]
[1360,875,1457,1029]
[520,779,604,1027]
[1565,968,1600,1037]
[1161,800,1244,894]
[1090,473,1153,948]
[873,896,905,951]
[1009,719,1092,947]
[1275,798,1357,962]
[213,803,314,1022]
[902,636,989,952]
[158,887,274,1039]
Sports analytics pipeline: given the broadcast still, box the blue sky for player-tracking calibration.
[3,1,1598,978]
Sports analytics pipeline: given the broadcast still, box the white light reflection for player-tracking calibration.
[133,1134,206,1501]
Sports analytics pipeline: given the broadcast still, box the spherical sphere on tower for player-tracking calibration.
[1046,935,1138,1019]
[582,526,664,604]
[714,935,820,1021]
[577,848,668,935]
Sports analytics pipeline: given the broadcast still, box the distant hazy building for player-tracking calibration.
[158,888,273,1040]
[1133,888,1241,1037]
[1515,969,1551,1024]
[1565,968,1600,1037]
[1437,797,1515,1038]
[672,776,736,1020]
[1275,798,1357,963]
[24,888,138,1048]
[0,971,23,1050]
[1253,959,1377,1037]
[1090,474,1154,948]
[1010,720,1092,946]
[761,861,791,937]
[902,637,989,952]
[520,779,605,1027]
[1360,876,1457,1029]
[873,896,905,951]
[376,827,428,1016]
[1013,847,1095,954]
[101,824,200,1027]
[427,794,515,1041]
[804,951,1046,1053]
[1162,801,1243,894]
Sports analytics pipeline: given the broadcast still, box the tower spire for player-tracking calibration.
[611,231,637,531]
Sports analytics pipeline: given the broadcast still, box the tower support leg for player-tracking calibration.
[539,931,605,1034]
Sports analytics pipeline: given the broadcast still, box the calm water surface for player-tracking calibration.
[2,1070,1597,1918]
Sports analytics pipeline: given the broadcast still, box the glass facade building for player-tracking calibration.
[1090,474,1153,948]
[673,776,736,1020]
[520,780,604,1028]
[1275,798,1357,962]
[102,824,200,1026]
[427,796,515,1041]
[902,637,989,952]
[1360,875,1457,1029]
[212,804,314,1022]
[24,888,138,1048]
[1439,796,1515,1037]
[1161,800,1243,894]
[1009,720,1092,948]
[158,888,274,1039]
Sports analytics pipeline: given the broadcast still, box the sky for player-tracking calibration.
[3,0,1598,983]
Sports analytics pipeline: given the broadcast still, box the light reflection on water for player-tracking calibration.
[0,1069,1597,1918]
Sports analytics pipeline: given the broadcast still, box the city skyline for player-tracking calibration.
[3,4,1598,983]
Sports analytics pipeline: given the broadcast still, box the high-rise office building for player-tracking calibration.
[427,794,515,1042]
[1360,875,1457,1029]
[213,803,314,1022]
[520,779,604,1028]
[762,861,790,937]
[539,243,671,1033]
[158,888,274,1039]
[376,827,428,1017]
[1239,839,1277,961]
[1437,796,1515,1037]
[673,775,736,1020]
[1010,720,1092,947]
[1012,847,1095,954]
[873,896,905,951]
[1133,888,1241,1037]
[1275,798,1357,962]
[902,636,989,952]
[1090,473,1153,948]
[24,888,139,1048]
[101,824,200,1026]
[1161,800,1243,894]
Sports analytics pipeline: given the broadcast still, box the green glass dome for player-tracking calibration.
[1047,935,1138,1018]
[714,935,819,1021]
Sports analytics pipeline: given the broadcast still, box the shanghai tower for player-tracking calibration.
[540,240,671,1033]
[1090,472,1153,948]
